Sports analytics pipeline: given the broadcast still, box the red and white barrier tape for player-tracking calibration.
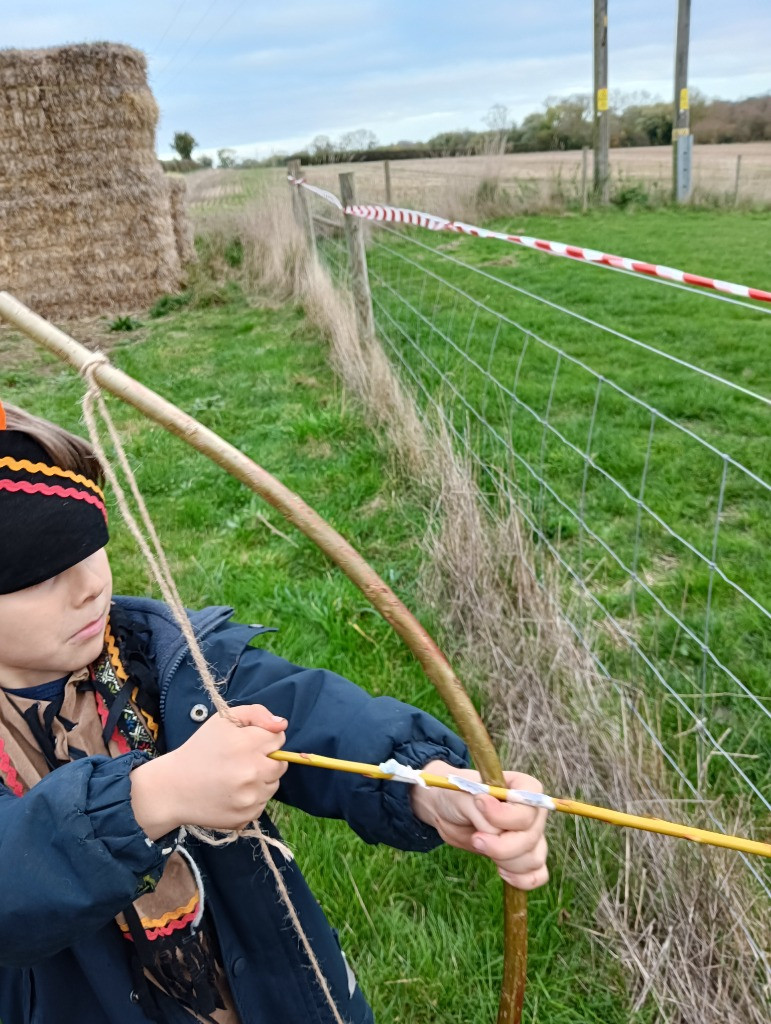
[288,176,771,305]
[291,178,344,211]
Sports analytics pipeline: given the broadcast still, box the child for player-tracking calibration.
[0,401,548,1024]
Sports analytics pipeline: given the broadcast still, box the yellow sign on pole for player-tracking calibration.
[680,87,689,111]
[597,88,608,112]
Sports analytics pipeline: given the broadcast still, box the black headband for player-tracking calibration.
[0,426,109,594]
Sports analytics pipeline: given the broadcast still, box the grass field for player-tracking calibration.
[2,188,768,1021]
[340,206,771,819]
[0,298,653,1023]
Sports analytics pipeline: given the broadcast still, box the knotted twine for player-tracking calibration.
[80,359,347,1024]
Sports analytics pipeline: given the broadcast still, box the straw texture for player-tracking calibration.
[0,43,190,317]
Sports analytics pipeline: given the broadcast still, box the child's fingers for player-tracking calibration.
[498,864,550,891]
[261,755,289,783]
[471,827,545,865]
[229,703,287,732]
[473,794,541,834]
[473,772,547,831]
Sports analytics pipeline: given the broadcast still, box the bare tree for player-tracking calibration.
[483,103,511,153]
[309,134,335,162]
[338,128,379,153]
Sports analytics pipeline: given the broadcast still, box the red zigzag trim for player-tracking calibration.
[0,736,23,796]
[0,479,107,522]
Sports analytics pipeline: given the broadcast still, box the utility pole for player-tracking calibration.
[593,0,609,203]
[672,0,692,202]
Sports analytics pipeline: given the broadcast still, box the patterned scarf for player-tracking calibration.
[0,607,239,1024]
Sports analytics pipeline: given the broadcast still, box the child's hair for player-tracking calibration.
[3,403,104,486]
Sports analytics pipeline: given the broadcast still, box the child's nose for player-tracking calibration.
[68,558,106,602]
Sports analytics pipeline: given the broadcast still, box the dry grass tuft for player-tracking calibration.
[225,189,430,479]
[203,180,770,1023]
[421,439,769,1022]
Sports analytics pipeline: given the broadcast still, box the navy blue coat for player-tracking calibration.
[0,597,468,1023]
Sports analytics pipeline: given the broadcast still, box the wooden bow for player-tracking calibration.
[0,290,527,1024]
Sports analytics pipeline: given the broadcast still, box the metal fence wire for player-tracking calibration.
[302,182,770,963]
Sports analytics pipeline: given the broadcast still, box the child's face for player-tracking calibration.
[0,549,112,688]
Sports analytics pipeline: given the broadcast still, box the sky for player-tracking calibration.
[3,1,770,162]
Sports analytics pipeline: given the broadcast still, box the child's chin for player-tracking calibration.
[67,632,105,667]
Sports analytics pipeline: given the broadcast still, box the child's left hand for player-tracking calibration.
[410,761,549,890]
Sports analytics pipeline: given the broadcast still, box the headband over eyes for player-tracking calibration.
[0,403,109,594]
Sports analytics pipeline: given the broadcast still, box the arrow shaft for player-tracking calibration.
[269,750,771,859]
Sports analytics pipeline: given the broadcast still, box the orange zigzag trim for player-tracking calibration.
[0,456,105,501]
[131,686,159,740]
[105,625,128,681]
[119,893,199,932]
[121,908,199,942]
[106,622,159,740]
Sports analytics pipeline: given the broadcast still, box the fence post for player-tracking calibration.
[384,160,393,205]
[287,159,316,252]
[339,172,376,347]
[287,159,302,222]
[733,154,742,206]
[581,146,589,211]
[593,0,610,204]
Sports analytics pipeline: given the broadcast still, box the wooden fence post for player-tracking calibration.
[384,160,393,205]
[339,172,376,347]
[287,159,316,252]
[287,159,301,222]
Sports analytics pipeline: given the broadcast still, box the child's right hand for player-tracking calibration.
[130,704,288,839]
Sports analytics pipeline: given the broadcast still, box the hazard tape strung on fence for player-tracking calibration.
[291,178,344,211]
[288,175,771,305]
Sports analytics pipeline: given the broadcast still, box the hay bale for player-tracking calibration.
[167,176,196,266]
[0,42,192,319]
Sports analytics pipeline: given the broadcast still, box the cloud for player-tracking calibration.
[230,37,359,72]
[3,0,769,161]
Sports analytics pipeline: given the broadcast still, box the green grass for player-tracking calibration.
[185,166,283,218]
[332,206,771,816]
[1,294,657,1022]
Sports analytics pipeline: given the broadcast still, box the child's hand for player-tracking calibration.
[410,761,549,890]
[131,704,288,839]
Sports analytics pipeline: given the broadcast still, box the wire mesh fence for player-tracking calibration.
[299,179,770,974]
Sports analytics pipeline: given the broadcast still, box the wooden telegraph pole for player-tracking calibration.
[672,0,692,201]
[593,0,609,203]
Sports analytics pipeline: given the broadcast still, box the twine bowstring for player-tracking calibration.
[80,361,347,1024]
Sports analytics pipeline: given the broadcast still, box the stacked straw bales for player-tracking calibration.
[0,43,192,320]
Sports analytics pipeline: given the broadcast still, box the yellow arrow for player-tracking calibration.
[270,750,771,859]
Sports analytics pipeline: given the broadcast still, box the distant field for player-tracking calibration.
[183,142,771,224]
[308,142,771,209]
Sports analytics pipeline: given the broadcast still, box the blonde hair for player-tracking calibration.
[3,403,105,486]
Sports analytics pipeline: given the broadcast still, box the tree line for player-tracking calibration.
[288,92,771,166]
[165,92,770,170]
